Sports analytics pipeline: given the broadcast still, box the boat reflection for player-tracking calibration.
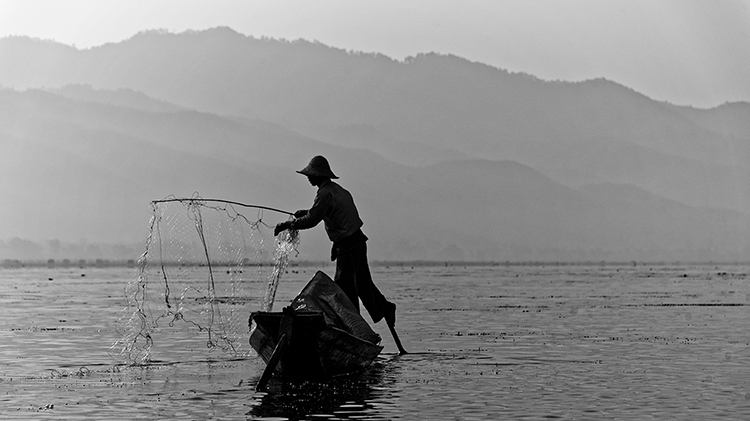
[247,358,398,420]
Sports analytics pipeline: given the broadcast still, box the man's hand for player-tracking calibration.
[274,221,292,236]
[294,209,308,218]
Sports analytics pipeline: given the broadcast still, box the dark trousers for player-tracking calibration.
[334,240,391,323]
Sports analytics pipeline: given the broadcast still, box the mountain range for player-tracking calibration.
[1,27,749,262]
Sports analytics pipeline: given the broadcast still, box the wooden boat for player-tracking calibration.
[249,271,383,388]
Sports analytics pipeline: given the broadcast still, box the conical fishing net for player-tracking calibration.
[111,196,299,364]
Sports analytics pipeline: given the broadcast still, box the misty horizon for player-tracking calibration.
[3,1,748,107]
[1,26,749,263]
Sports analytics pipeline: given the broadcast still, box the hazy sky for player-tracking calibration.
[1,0,748,108]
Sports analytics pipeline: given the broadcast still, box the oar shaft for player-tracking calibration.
[388,324,408,355]
[256,333,288,392]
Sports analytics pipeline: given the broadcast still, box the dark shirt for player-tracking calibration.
[290,180,364,242]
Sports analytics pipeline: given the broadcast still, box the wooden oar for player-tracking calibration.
[256,308,295,391]
[384,303,407,355]
[256,333,288,392]
[388,324,408,355]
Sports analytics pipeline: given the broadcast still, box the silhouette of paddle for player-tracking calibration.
[385,303,407,355]
[388,324,407,355]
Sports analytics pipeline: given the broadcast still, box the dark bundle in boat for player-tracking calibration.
[249,271,383,386]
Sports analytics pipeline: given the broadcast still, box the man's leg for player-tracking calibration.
[350,243,396,326]
[334,250,359,311]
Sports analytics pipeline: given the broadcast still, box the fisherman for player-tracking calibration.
[274,155,397,329]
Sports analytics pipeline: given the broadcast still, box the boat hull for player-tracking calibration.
[249,270,383,378]
[249,310,383,377]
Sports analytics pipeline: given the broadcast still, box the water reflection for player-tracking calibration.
[247,358,397,420]
[5,265,750,419]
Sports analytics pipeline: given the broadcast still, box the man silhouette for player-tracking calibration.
[274,155,397,328]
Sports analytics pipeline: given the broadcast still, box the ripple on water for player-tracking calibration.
[3,265,750,419]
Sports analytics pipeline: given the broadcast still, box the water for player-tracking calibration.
[2,263,750,419]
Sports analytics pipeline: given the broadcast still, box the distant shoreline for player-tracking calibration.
[3,258,750,269]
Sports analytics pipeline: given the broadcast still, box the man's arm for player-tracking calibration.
[290,200,326,230]
[274,191,329,235]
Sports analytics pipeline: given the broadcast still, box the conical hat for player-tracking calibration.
[296,155,338,179]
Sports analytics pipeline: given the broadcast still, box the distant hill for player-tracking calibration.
[1,28,749,262]
[50,84,187,113]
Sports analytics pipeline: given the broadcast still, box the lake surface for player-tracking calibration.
[1,263,750,420]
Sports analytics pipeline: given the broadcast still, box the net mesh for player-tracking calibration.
[110,196,299,364]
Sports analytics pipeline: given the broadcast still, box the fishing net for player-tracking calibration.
[110,195,300,364]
